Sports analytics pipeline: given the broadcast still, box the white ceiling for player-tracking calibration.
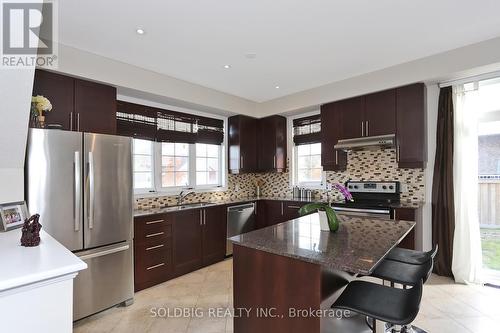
[58,0,500,103]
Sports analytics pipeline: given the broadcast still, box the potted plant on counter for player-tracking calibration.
[299,203,339,232]
[298,183,353,232]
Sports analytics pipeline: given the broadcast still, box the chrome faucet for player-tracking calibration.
[177,190,195,206]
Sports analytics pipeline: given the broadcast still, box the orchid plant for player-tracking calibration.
[333,183,353,202]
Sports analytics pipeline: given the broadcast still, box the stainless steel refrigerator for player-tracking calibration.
[26,128,134,321]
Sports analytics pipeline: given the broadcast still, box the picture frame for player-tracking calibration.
[0,201,29,232]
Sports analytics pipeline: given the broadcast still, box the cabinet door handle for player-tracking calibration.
[70,112,74,131]
[335,150,338,165]
[146,232,164,238]
[203,210,206,225]
[146,244,165,251]
[281,202,284,216]
[77,113,81,132]
[74,151,81,231]
[287,205,301,209]
[146,219,164,225]
[273,155,276,168]
[88,152,95,229]
[396,143,400,162]
[146,263,165,270]
[240,156,244,169]
[366,120,369,136]
[200,210,203,226]
[361,121,364,137]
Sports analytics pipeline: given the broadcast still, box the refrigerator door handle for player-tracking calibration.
[74,151,81,231]
[78,244,130,261]
[88,151,95,229]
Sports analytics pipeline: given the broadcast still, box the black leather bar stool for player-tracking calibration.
[368,247,438,333]
[385,245,438,266]
[372,246,438,287]
[332,279,424,333]
[332,256,433,333]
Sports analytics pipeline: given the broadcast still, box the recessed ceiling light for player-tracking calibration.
[136,28,145,35]
[275,85,280,89]
[223,64,231,69]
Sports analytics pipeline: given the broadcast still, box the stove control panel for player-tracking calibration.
[346,181,400,194]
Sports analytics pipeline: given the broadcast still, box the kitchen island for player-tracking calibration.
[0,229,87,333]
[229,213,414,333]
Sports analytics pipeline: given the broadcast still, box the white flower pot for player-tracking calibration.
[318,211,330,231]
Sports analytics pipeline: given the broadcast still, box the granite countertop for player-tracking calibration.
[134,196,316,217]
[228,212,415,275]
[0,229,87,293]
[134,196,423,217]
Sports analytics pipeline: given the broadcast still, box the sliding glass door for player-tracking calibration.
[477,78,500,285]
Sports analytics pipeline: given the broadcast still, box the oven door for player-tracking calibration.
[332,206,391,219]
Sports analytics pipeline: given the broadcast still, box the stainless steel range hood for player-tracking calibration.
[334,134,396,151]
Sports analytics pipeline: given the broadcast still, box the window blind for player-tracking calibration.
[116,101,224,145]
[116,101,157,141]
[292,114,321,145]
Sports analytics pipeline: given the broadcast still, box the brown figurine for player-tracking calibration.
[21,214,42,247]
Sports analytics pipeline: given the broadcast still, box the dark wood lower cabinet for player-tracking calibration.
[202,205,227,266]
[393,207,417,250]
[282,201,306,221]
[134,213,174,291]
[172,209,203,276]
[134,205,228,291]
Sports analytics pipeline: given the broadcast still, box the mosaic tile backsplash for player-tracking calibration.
[135,148,425,209]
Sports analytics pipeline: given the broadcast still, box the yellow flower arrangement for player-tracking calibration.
[31,95,52,116]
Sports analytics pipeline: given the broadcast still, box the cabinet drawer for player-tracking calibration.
[134,239,173,290]
[135,238,172,267]
[135,240,172,270]
[134,214,172,243]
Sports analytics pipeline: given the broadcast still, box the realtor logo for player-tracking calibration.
[1,1,58,68]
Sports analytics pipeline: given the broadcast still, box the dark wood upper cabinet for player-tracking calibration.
[32,70,75,131]
[321,102,347,171]
[364,89,396,136]
[337,96,365,140]
[396,83,426,169]
[172,209,203,276]
[74,79,117,135]
[31,69,117,135]
[228,115,258,174]
[201,205,227,266]
[257,115,287,172]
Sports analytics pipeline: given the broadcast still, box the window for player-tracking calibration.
[133,139,224,193]
[132,139,154,191]
[161,143,190,188]
[196,143,220,186]
[291,113,323,188]
[295,143,323,186]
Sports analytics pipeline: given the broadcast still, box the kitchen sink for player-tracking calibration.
[162,202,215,211]
[179,202,215,209]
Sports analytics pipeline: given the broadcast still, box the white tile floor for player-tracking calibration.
[74,259,500,333]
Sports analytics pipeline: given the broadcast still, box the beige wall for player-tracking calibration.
[0,68,35,204]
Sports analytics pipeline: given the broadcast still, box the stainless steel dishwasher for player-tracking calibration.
[226,202,256,255]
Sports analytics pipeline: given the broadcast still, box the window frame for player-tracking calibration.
[293,142,326,189]
[288,111,326,190]
[133,140,226,196]
[194,143,223,189]
[132,139,156,195]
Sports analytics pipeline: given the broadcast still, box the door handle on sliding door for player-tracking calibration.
[88,152,95,229]
[74,151,81,231]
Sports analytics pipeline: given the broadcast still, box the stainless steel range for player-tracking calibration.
[331,181,401,219]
